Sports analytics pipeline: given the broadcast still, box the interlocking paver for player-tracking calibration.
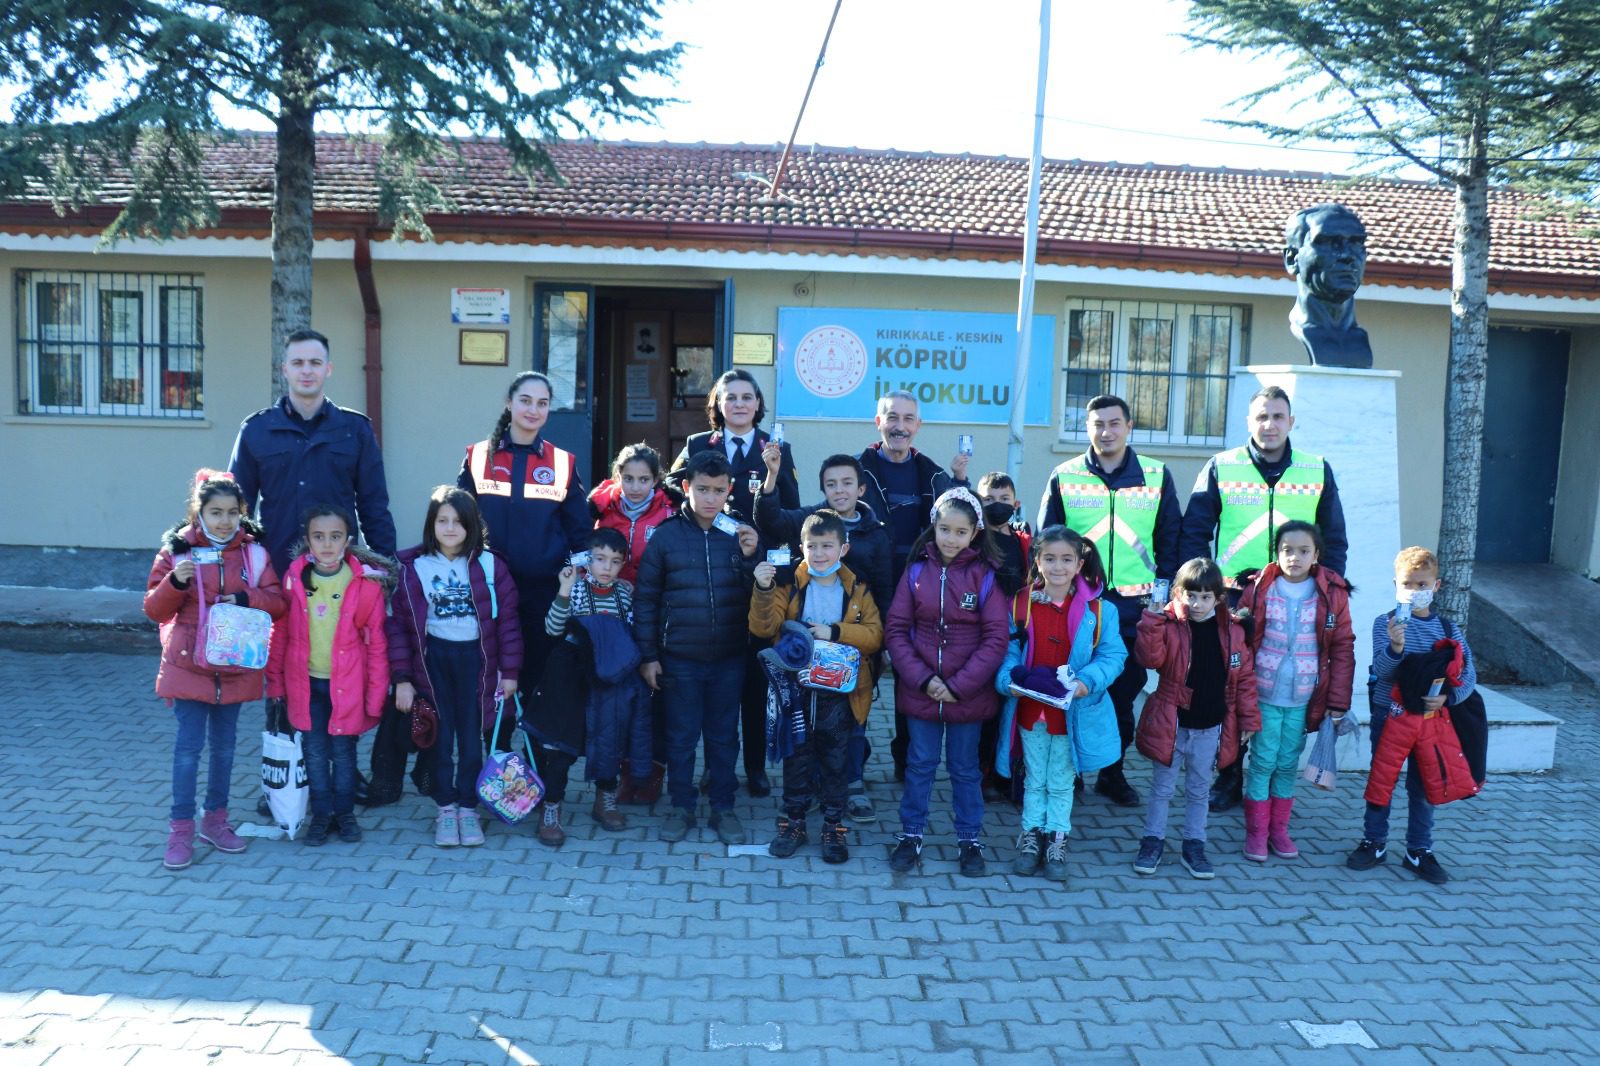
[2,651,1598,1063]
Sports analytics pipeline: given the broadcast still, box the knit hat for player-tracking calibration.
[1009,665,1068,698]
[771,620,816,671]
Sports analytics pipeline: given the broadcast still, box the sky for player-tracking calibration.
[588,0,1405,179]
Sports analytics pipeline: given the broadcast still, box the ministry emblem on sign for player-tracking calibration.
[795,325,868,398]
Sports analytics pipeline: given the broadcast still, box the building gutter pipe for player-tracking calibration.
[352,228,383,442]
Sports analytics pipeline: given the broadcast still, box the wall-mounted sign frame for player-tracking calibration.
[732,332,775,366]
[459,329,510,367]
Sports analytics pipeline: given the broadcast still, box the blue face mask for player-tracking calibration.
[808,560,842,578]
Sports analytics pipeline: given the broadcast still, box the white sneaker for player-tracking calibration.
[457,807,485,847]
[435,804,460,848]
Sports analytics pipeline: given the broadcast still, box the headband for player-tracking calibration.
[194,468,236,488]
[930,486,986,530]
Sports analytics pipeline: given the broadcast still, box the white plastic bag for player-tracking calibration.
[261,725,308,839]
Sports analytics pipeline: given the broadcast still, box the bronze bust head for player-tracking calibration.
[1284,203,1373,369]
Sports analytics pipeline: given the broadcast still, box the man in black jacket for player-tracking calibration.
[230,329,399,809]
[1038,395,1182,807]
[856,390,970,780]
[634,450,761,847]
[755,450,894,820]
[229,329,395,574]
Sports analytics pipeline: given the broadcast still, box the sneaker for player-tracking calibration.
[164,819,196,870]
[820,821,849,864]
[768,816,808,858]
[591,788,627,832]
[1011,828,1042,876]
[710,810,749,846]
[1133,835,1164,875]
[746,774,772,798]
[335,813,363,843]
[434,805,461,848]
[958,840,986,877]
[537,802,566,849]
[659,808,695,843]
[1042,831,1070,883]
[1346,839,1387,871]
[304,814,332,847]
[889,834,923,873]
[198,808,247,854]
[457,808,485,847]
[846,792,877,823]
[1180,839,1214,880]
[1403,848,1451,885]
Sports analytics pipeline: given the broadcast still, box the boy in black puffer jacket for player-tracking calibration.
[634,450,761,846]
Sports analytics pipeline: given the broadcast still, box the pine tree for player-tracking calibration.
[1187,0,1600,629]
[0,1,678,393]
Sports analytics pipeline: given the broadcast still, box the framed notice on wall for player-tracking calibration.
[459,329,509,366]
[733,332,775,365]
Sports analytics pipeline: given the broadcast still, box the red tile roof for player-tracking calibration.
[7,134,1600,295]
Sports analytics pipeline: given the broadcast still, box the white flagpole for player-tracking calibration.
[1007,0,1051,482]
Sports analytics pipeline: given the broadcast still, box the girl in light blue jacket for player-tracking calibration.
[995,525,1127,881]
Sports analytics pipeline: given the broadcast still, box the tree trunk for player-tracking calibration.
[269,46,317,398]
[1438,147,1491,632]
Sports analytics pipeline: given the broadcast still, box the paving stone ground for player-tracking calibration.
[2,647,1597,1065]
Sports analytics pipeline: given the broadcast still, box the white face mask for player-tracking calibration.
[1399,585,1435,611]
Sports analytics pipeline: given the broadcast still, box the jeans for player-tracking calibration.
[1363,707,1434,851]
[170,700,242,821]
[1246,702,1310,801]
[1019,720,1074,833]
[1143,724,1221,843]
[782,693,854,823]
[899,716,984,841]
[302,678,358,817]
[663,656,746,813]
[426,636,483,810]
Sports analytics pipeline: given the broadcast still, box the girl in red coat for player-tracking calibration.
[267,504,394,847]
[589,442,678,586]
[884,488,1011,877]
[1133,557,1260,879]
[1235,521,1355,862]
[144,470,287,870]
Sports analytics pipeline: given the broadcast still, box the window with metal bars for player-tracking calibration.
[1060,298,1248,447]
[15,269,205,418]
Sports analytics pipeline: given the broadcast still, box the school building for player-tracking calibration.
[3,135,1600,588]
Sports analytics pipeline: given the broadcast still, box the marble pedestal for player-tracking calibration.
[1226,364,1403,688]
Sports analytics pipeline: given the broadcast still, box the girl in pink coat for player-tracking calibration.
[266,504,394,847]
[145,470,287,870]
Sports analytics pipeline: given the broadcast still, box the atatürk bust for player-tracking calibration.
[1284,203,1373,369]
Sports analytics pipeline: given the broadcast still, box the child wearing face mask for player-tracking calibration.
[1133,557,1260,879]
[1234,521,1355,863]
[1346,546,1480,885]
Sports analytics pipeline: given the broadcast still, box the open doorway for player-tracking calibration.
[533,282,728,487]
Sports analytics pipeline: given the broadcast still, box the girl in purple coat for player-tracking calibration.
[389,486,523,848]
[885,488,1011,876]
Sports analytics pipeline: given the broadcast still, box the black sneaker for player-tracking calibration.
[889,834,923,873]
[1346,839,1388,871]
[820,822,849,865]
[1011,828,1042,876]
[1180,839,1214,880]
[303,814,332,847]
[1133,835,1164,875]
[1404,848,1450,885]
[768,816,808,858]
[335,813,362,843]
[958,840,986,877]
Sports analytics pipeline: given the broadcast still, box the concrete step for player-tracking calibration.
[0,585,155,653]
[1339,684,1560,773]
[1471,562,1600,686]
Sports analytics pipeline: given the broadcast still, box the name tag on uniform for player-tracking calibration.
[747,475,763,496]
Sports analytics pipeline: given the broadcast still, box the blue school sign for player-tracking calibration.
[775,307,1056,425]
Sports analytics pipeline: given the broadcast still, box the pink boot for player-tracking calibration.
[1268,796,1300,858]
[164,819,196,870]
[1242,798,1270,862]
[199,808,248,854]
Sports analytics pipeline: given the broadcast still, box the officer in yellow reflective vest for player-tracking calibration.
[1038,395,1182,808]
[1179,384,1348,810]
